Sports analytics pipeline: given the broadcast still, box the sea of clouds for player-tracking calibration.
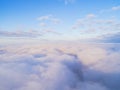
[0,43,120,90]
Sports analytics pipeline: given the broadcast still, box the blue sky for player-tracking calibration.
[0,0,120,42]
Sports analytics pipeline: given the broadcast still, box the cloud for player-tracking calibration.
[64,0,76,5]
[72,13,97,30]
[72,13,120,36]
[50,18,61,24]
[0,43,120,90]
[37,15,52,21]
[97,32,120,43]
[112,6,120,11]
[36,15,61,36]
[0,30,42,38]
[86,14,96,19]
[0,28,62,38]
[43,28,62,35]
[100,6,120,13]
[39,22,47,27]
[37,15,61,26]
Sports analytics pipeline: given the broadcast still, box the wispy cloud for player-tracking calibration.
[39,22,47,27]
[37,15,61,27]
[0,30,42,38]
[36,15,62,36]
[43,28,62,35]
[112,6,120,11]
[100,6,120,13]
[97,32,120,43]
[64,0,76,5]
[0,29,62,38]
[72,13,120,35]
[72,13,96,30]
[86,14,96,19]
[37,15,52,21]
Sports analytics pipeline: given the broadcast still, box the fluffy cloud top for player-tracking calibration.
[0,43,120,90]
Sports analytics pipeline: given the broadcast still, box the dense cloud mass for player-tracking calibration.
[0,43,120,90]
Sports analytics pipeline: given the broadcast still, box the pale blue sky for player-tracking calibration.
[0,0,120,42]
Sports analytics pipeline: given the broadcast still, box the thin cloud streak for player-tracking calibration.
[0,30,42,38]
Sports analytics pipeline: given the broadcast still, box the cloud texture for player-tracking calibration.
[0,43,120,90]
[0,30,41,37]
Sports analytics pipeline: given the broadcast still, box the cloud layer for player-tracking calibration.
[0,43,120,90]
[0,30,41,38]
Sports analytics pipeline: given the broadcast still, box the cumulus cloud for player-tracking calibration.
[0,43,120,90]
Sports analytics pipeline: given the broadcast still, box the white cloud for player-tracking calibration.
[86,14,96,19]
[37,15,61,26]
[72,13,120,36]
[64,0,76,5]
[43,28,62,35]
[39,22,47,27]
[96,32,120,43]
[50,18,61,24]
[0,43,120,90]
[72,13,97,30]
[100,6,120,13]
[0,30,42,38]
[37,15,52,21]
[112,6,120,11]
[36,15,61,36]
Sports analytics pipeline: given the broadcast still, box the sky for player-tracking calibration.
[0,0,120,42]
[0,1,120,89]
